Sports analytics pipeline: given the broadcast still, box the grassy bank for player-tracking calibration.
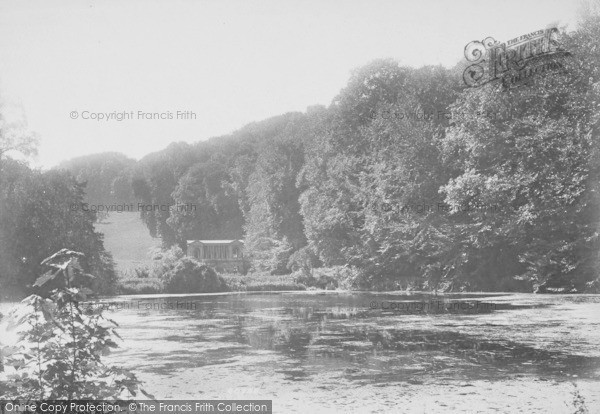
[94,212,161,273]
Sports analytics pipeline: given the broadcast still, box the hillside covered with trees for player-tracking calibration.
[3,12,600,295]
[111,20,598,292]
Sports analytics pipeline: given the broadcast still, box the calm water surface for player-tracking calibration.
[4,292,600,413]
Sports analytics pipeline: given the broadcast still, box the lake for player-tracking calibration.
[3,291,600,412]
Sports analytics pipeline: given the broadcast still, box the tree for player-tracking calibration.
[299,62,456,288]
[0,97,38,163]
[57,152,137,221]
[0,250,149,399]
[168,161,243,245]
[244,132,307,273]
[439,23,600,290]
[0,161,117,295]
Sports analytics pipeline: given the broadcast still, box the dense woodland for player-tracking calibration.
[1,11,600,295]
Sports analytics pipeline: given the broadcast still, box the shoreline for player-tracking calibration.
[4,288,600,305]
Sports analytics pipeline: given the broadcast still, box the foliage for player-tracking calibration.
[287,246,321,274]
[292,270,336,290]
[116,275,163,295]
[167,161,244,244]
[0,158,118,297]
[36,8,600,293]
[56,152,137,221]
[133,265,150,279]
[149,245,185,279]
[293,266,364,290]
[221,272,306,292]
[438,25,600,291]
[0,250,149,399]
[0,96,39,161]
[160,257,226,294]
[243,130,307,273]
[244,236,294,275]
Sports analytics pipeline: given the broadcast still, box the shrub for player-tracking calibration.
[149,245,185,278]
[293,270,336,289]
[585,276,600,293]
[161,257,226,293]
[245,237,294,275]
[134,265,150,278]
[116,277,163,295]
[293,266,364,290]
[0,249,150,399]
[116,266,162,294]
[287,246,321,274]
[221,272,306,291]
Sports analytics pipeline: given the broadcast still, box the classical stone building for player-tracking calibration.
[186,239,246,273]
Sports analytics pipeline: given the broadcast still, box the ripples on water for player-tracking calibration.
[3,292,600,411]
[98,293,600,382]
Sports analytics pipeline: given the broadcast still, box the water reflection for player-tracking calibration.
[102,292,600,386]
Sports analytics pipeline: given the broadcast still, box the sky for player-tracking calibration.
[0,0,581,168]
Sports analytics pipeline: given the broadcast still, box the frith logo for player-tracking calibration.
[462,28,570,88]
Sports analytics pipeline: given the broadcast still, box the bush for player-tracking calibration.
[245,237,294,275]
[293,270,337,289]
[0,249,150,399]
[149,246,185,278]
[287,246,321,273]
[116,266,162,294]
[134,265,150,278]
[117,277,163,295]
[585,276,600,293]
[293,266,364,290]
[161,257,227,293]
[221,272,306,291]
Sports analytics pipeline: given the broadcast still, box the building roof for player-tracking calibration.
[187,240,244,245]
